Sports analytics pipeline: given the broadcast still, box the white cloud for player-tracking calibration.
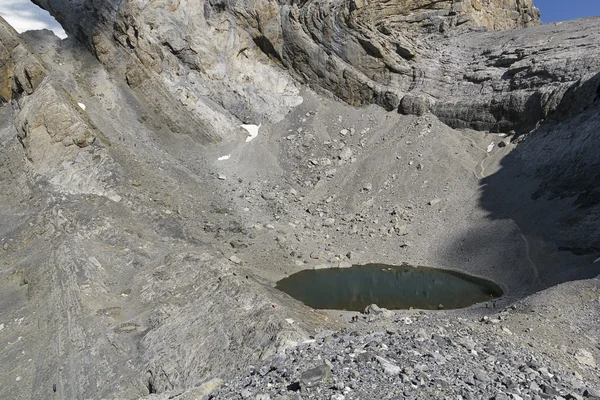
[0,0,67,38]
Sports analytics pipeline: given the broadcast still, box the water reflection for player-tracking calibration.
[276,263,503,311]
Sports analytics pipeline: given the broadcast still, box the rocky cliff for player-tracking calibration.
[0,1,599,399]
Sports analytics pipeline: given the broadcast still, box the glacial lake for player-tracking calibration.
[276,263,503,311]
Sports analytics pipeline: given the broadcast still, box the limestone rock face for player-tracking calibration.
[15,82,95,165]
[0,18,45,102]
[33,0,303,130]
[32,0,600,136]
[464,0,540,30]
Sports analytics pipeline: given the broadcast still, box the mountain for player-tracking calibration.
[0,0,598,398]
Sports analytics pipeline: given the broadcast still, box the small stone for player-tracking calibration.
[474,369,490,382]
[538,367,553,379]
[416,163,423,170]
[340,129,349,136]
[542,384,559,396]
[565,394,584,400]
[428,198,441,206]
[218,174,226,180]
[363,183,372,191]
[323,218,335,227]
[414,328,428,342]
[457,336,476,351]
[241,388,253,399]
[229,255,242,264]
[584,388,600,397]
[184,378,223,399]
[498,140,507,148]
[339,147,353,161]
[262,192,277,201]
[364,304,382,315]
[574,349,596,367]
[501,326,513,335]
[256,394,271,400]
[356,351,376,363]
[331,395,345,400]
[338,261,352,268]
[375,356,401,375]
[310,250,327,260]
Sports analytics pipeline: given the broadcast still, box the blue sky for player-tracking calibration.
[534,0,600,23]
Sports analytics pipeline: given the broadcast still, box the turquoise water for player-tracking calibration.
[276,263,503,311]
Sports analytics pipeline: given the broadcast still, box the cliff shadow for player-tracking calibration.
[446,72,600,294]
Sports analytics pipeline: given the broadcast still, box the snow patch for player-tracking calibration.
[241,123,261,142]
[487,142,495,153]
[217,154,231,161]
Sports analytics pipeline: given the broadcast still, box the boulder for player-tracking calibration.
[300,364,331,388]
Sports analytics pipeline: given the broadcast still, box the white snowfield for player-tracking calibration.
[487,142,495,153]
[241,123,261,142]
[217,154,230,161]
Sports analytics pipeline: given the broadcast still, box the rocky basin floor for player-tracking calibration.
[211,281,600,400]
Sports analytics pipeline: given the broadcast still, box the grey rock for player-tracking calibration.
[300,364,331,388]
[262,192,277,201]
[229,255,242,265]
[584,388,600,397]
[474,369,490,383]
[364,304,383,315]
[323,218,335,227]
[375,356,401,376]
[574,349,596,367]
[339,148,353,162]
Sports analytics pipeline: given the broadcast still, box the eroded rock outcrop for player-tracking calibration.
[32,0,600,135]
[0,18,125,202]
[0,18,45,102]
